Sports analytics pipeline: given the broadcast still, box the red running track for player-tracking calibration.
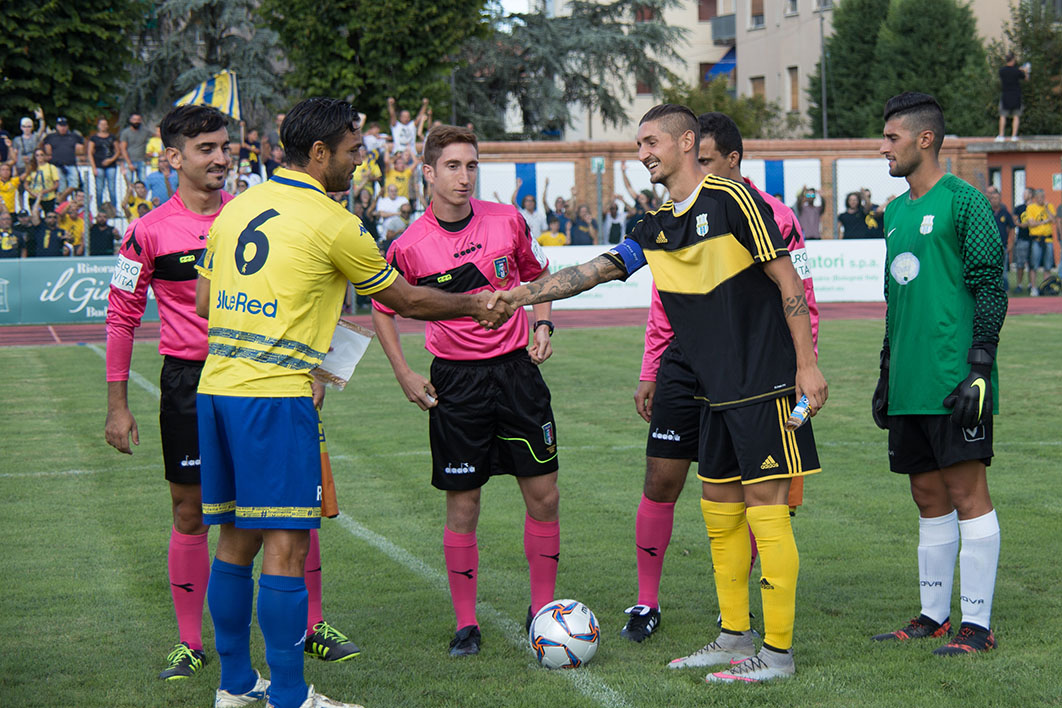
[2,299,1060,347]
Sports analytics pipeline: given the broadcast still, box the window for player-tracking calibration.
[699,0,717,21]
[814,0,833,8]
[1012,167,1026,211]
[788,66,800,111]
[750,76,765,99]
[988,167,1002,192]
[785,0,798,14]
[750,0,765,27]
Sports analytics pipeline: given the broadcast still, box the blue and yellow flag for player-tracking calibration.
[174,70,241,121]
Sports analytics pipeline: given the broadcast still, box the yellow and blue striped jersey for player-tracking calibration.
[197,167,397,397]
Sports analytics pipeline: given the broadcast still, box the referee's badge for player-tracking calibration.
[696,213,709,237]
[493,257,509,280]
[919,214,935,235]
[542,422,555,446]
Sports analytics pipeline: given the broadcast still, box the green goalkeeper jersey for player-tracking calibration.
[883,173,1006,415]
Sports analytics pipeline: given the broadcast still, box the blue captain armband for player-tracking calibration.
[606,238,647,277]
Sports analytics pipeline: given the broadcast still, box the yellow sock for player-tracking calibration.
[746,504,799,651]
[700,499,751,633]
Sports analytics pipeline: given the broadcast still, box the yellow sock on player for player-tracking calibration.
[746,504,799,651]
[701,499,751,633]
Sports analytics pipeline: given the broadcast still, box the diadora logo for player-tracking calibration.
[179,455,201,468]
[760,455,779,470]
[216,289,278,317]
[695,213,709,236]
[179,254,196,264]
[651,428,681,441]
[437,273,453,283]
[444,462,476,475]
[655,231,668,244]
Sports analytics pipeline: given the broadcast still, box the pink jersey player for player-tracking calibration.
[105,190,232,380]
[640,178,819,381]
[373,198,550,359]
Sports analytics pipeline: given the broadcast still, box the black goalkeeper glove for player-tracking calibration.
[871,347,889,430]
[942,346,994,428]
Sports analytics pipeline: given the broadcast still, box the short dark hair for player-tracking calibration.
[134,180,146,188]
[423,125,478,168]
[160,105,228,150]
[281,98,359,167]
[883,92,945,154]
[639,104,700,152]
[698,112,743,164]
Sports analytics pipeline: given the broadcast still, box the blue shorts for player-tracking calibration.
[198,394,322,529]
[1030,238,1054,270]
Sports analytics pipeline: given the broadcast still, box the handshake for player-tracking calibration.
[472,288,527,329]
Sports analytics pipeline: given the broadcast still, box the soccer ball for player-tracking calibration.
[528,599,600,669]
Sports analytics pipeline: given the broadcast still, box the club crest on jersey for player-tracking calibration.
[696,213,709,237]
[542,422,554,446]
[890,252,921,285]
[919,215,935,235]
[493,257,509,280]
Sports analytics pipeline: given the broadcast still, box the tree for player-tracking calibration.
[261,0,488,124]
[0,0,146,130]
[453,0,687,139]
[663,78,801,139]
[806,0,890,139]
[989,0,1062,136]
[869,0,994,137]
[121,0,287,128]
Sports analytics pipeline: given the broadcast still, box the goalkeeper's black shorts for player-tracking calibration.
[887,413,994,475]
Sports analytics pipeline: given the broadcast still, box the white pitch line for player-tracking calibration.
[0,463,160,480]
[86,344,161,399]
[334,513,630,708]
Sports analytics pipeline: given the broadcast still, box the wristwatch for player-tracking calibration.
[532,320,555,337]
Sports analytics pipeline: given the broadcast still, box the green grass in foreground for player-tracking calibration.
[0,316,1060,708]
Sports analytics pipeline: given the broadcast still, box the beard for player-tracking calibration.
[322,155,355,192]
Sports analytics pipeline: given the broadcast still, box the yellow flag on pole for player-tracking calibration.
[174,70,242,121]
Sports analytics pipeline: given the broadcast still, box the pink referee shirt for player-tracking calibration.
[373,199,549,360]
[105,191,233,381]
[640,178,820,381]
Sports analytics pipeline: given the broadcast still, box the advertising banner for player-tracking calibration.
[0,257,158,325]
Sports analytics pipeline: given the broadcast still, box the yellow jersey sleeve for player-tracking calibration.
[195,232,216,280]
[329,217,398,295]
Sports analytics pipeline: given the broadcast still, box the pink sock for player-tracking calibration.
[635,495,676,608]
[748,526,759,578]
[443,527,478,630]
[305,529,323,633]
[524,514,560,615]
[169,528,209,651]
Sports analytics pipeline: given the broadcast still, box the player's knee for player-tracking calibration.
[527,485,559,521]
[172,498,206,534]
[643,458,689,502]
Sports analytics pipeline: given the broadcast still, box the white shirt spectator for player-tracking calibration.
[391,121,417,154]
[519,207,548,237]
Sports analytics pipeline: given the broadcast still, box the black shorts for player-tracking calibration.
[646,342,702,461]
[887,413,993,475]
[159,355,203,485]
[697,393,821,485]
[429,349,559,491]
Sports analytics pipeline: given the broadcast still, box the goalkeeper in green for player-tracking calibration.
[870,92,1006,656]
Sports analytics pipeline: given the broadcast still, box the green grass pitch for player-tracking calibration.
[1,315,1060,707]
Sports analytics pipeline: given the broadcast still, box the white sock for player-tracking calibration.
[918,511,959,625]
[958,509,1000,630]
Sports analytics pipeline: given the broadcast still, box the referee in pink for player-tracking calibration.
[372,125,560,658]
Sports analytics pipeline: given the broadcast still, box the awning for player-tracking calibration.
[707,47,737,78]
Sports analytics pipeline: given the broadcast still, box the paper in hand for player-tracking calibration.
[312,319,375,390]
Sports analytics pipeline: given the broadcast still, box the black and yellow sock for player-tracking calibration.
[701,499,751,633]
[746,504,798,651]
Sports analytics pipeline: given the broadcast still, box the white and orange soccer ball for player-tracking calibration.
[528,599,600,669]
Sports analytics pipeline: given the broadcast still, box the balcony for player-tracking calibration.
[711,13,735,45]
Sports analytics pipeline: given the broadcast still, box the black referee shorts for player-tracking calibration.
[645,342,702,461]
[159,355,203,485]
[887,413,994,475]
[697,393,821,485]
[428,349,559,491]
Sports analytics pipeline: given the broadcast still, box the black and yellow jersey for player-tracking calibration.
[607,175,795,409]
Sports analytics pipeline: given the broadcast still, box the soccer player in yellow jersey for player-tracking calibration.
[194,98,512,708]
[492,104,827,683]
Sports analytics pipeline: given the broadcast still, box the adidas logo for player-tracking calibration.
[760,455,779,470]
[760,578,775,590]
[656,231,667,243]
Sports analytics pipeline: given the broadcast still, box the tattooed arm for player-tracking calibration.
[762,256,828,413]
[490,254,625,309]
